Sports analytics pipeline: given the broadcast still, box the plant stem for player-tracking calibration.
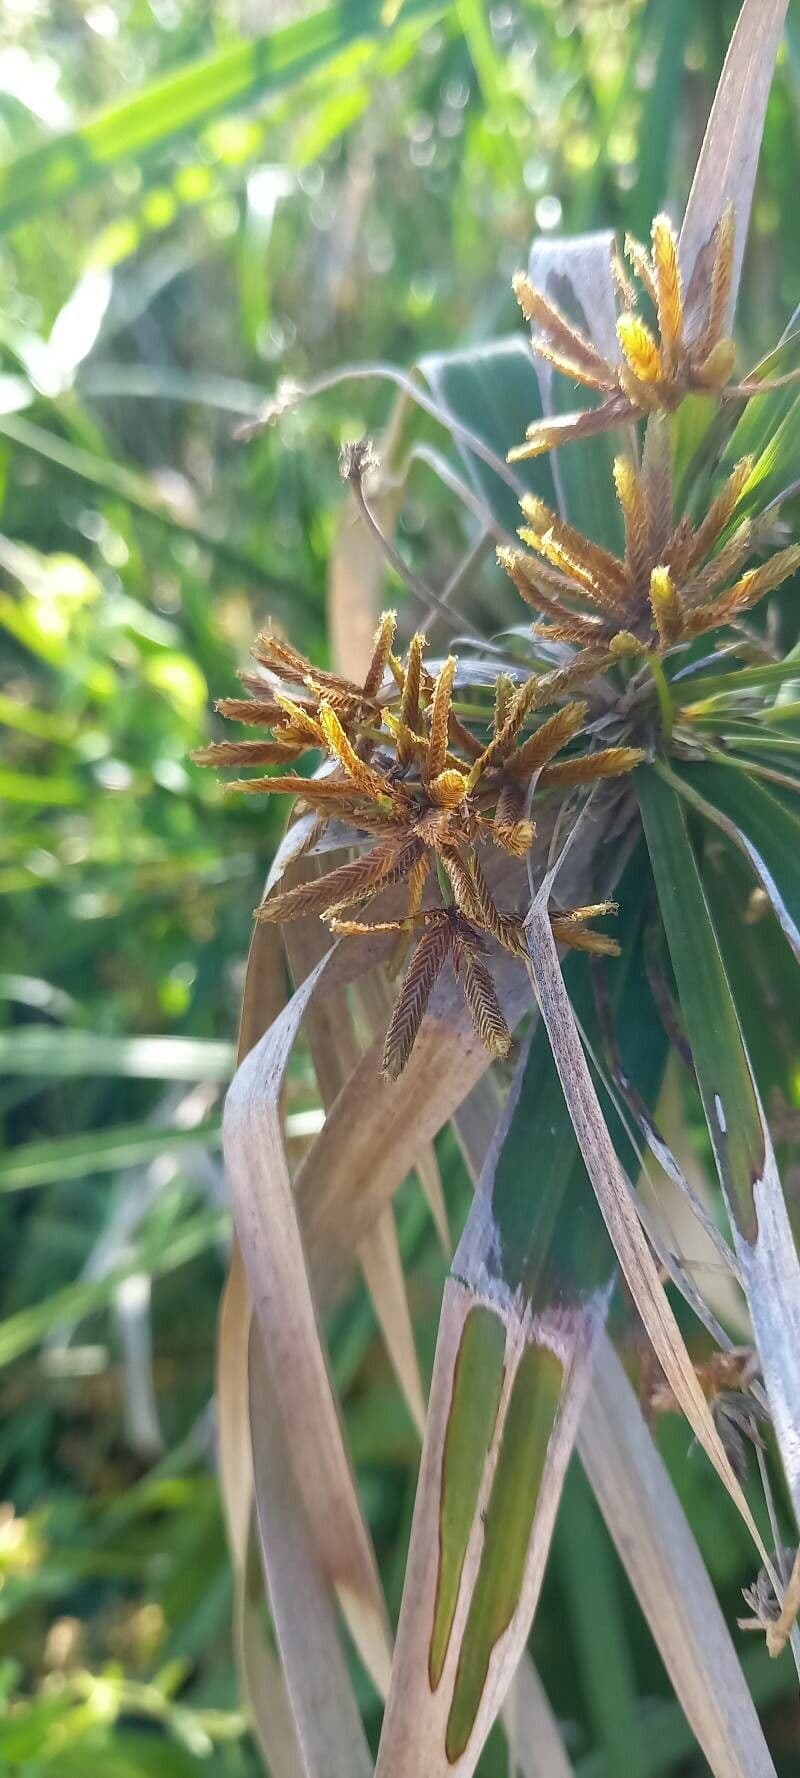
[649,655,674,743]
[344,447,487,645]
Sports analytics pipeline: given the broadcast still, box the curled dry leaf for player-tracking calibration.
[248,1329,374,1778]
[223,951,392,1695]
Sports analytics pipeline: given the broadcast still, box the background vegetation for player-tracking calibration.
[2,0,800,1772]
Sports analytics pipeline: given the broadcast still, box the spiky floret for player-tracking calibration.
[191,610,399,774]
[380,911,512,1081]
[199,629,641,1075]
[510,209,736,459]
[501,418,800,657]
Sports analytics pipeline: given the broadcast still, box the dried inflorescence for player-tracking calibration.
[647,1345,764,1482]
[500,417,800,659]
[510,210,736,460]
[205,202,800,1080]
[198,618,643,1076]
[193,612,398,773]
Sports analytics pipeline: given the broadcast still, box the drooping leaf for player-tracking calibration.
[664,758,800,962]
[216,912,302,1778]
[638,765,800,1528]
[524,894,766,1551]
[420,338,557,540]
[296,926,533,1308]
[249,1329,374,1778]
[284,907,426,1435]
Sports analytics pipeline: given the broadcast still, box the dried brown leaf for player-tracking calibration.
[679,0,789,312]
[249,1329,374,1778]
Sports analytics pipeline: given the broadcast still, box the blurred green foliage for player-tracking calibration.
[1,0,800,1771]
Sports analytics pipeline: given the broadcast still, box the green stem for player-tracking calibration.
[649,656,674,744]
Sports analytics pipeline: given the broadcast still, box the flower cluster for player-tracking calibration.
[203,206,799,1081]
[500,417,800,659]
[502,208,800,666]
[197,616,642,1076]
[509,210,736,460]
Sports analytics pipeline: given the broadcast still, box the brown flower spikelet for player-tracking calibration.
[510,208,737,460]
[200,626,641,1075]
[502,422,799,660]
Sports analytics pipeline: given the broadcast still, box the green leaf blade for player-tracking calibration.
[638,765,764,1242]
[667,759,800,962]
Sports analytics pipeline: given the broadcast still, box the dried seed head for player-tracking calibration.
[362,609,397,700]
[340,436,379,482]
[202,591,636,1075]
[504,427,795,660]
[651,214,683,357]
[649,566,684,648]
[427,655,457,782]
[382,918,452,1080]
[454,931,512,1059]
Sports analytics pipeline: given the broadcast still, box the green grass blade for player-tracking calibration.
[673,656,800,708]
[664,758,800,961]
[0,0,440,231]
[0,1209,225,1369]
[556,1464,645,1778]
[0,1119,222,1191]
[638,767,768,1241]
[0,1027,233,1079]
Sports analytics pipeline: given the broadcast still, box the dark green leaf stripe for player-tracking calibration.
[429,1308,506,1690]
[445,1344,562,1761]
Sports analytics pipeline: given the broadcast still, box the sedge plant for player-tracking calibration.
[211,5,800,1775]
